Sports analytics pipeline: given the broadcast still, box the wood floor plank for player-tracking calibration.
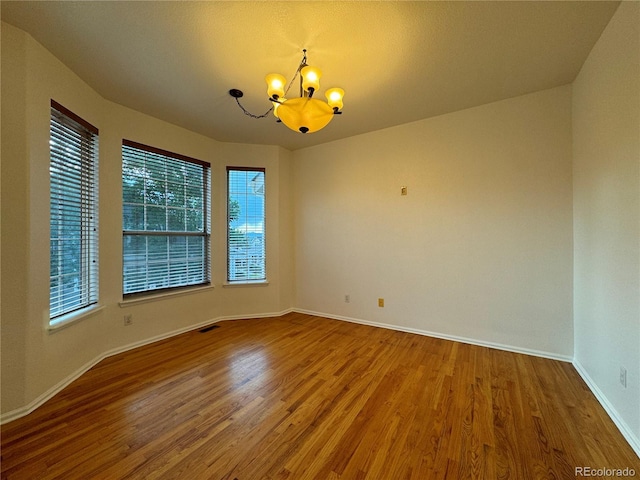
[2,313,638,479]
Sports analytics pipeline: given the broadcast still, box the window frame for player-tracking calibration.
[226,166,266,283]
[122,139,211,298]
[49,100,99,322]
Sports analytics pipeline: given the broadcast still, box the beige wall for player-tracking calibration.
[0,23,294,416]
[1,23,29,413]
[573,1,640,445]
[293,86,574,358]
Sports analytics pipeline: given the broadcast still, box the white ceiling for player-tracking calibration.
[1,1,620,151]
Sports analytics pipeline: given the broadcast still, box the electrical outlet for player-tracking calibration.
[124,314,133,326]
[620,366,627,388]
[378,298,384,307]
[401,186,407,196]
[345,294,350,303]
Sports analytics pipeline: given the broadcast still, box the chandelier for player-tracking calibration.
[229,49,344,134]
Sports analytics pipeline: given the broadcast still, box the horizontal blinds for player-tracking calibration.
[227,167,266,282]
[122,139,210,168]
[122,142,210,296]
[50,101,99,320]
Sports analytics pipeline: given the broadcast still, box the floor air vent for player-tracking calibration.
[199,325,220,333]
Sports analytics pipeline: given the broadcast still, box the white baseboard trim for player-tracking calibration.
[1,355,107,425]
[573,360,640,458]
[293,308,573,362]
[0,308,293,425]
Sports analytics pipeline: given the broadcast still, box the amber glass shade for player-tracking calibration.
[265,73,286,98]
[300,65,322,93]
[272,98,285,118]
[325,88,344,110]
[277,97,334,133]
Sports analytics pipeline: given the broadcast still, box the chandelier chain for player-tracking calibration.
[233,98,273,119]
[284,49,307,98]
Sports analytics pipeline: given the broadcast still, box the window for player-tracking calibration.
[122,140,210,296]
[227,167,266,282]
[50,100,99,320]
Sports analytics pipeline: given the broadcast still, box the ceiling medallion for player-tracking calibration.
[230,49,344,134]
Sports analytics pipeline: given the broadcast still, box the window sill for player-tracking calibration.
[48,304,105,333]
[119,284,214,307]
[223,280,269,288]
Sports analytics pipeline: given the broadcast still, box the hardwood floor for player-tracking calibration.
[1,312,638,479]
